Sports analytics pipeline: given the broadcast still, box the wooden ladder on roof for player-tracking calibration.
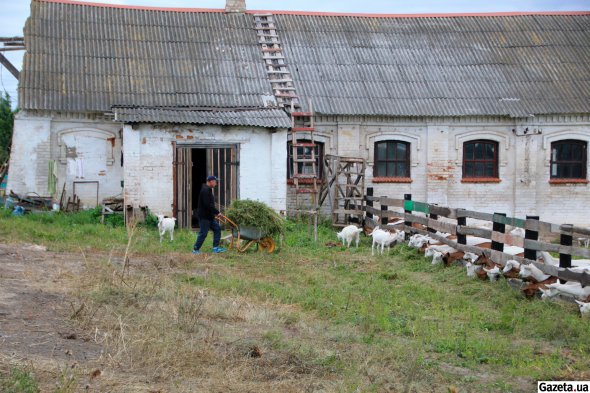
[253,14,300,110]
[289,101,319,241]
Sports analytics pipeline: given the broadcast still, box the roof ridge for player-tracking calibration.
[36,1,590,18]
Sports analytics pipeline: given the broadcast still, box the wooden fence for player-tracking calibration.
[363,188,590,287]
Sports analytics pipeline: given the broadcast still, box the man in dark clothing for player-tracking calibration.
[192,176,227,254]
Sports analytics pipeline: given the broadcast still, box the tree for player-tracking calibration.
[0,93,15,165]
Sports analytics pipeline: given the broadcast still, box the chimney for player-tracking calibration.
[225,0,246,13]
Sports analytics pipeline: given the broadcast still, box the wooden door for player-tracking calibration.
[174,147,192,229]
[207,147,238,213]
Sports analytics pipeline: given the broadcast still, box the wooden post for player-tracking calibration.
[366,187,373,220]
[428,204,438,234]
[457,210,467,245]
[524,215,539,261]
[404,194,412,239]
[560,224,573,284]
[380,197,388,226]
[492,213,506,252]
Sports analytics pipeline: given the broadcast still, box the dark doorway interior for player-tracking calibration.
[175,145,238,229]
[191,149,208,227]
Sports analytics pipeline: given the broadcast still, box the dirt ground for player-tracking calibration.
[0,243,347,392]
[0,243,106,389]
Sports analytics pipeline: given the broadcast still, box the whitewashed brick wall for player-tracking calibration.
[304,115,590,226]
[123,124,287,217]
[8,113,123,206]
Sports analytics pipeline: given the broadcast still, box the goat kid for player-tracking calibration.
[575,300,590,318]
[336,225,363,248]
[370,229,403,256]
[157,214,176,243]
[519,264,551,283]
[544,282,590,301]
[483,266,501,281]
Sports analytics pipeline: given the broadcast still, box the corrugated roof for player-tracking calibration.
[275,13,590,117]
[20,0,273,112]
[19,0,590,118]
[112,107,291,128]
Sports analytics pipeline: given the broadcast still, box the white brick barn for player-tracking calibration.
[7,0,590,226]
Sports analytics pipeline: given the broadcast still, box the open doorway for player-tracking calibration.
[174,145,238,229]
[191,149,208,227]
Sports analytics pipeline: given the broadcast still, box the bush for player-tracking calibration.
[224,199,285,237]
[143,210,159,228]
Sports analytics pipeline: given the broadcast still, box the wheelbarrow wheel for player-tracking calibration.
[258,237,276,253]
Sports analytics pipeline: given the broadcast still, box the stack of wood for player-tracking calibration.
[9,191,52,211]
[101,196,124,224]
[64,194,80,212]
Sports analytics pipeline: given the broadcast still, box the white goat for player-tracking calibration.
[519,264,551,282]
[462,252,480,263]
[539,284,578,300]
[465,262,482,278]
[409,234,431,249]
[544,282,590,300]
[157,214,176,243]
[336,225,363,248]
[503,260,521,274]
[483,266,501,281]
[540,251,590,269]
[431,251,444,265]
[510,227,525,238]
[575,300,590,318]
[370,229,401,256]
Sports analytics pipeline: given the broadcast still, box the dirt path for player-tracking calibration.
[0,243,103,389]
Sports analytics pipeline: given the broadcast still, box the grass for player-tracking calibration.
[0,368,40,393]
[1,208,589,392]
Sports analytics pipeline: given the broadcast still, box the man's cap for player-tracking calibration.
[207,175,218,181]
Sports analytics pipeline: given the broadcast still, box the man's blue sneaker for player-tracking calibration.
[212,247,227,254]
[192,249,201,255]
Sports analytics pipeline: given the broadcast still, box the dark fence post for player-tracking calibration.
[366,187,374,220]
[380,197,388,227]
[428,203,438,234]
[560,224,573,284]
[457,210,466,245]
[492,212,506,252]
[404,194,412,239]
[524,215,539,261]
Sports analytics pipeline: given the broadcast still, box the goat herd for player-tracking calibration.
[336,223,590,319]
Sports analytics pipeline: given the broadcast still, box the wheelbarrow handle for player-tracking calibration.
[217,213,238,229]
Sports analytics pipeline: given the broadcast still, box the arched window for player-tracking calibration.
[551,140,587,179]
[287,140,324,180]
[462,140,498,179]
[373,140,410,178]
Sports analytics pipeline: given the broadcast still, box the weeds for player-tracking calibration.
[0,368,40,393]
[175,288,207,333]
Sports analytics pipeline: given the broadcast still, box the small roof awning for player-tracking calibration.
[113,107,291,129]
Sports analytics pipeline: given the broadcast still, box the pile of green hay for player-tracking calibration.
[224,199,285,237]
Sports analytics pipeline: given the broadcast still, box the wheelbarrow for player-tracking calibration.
[217,214,276,253]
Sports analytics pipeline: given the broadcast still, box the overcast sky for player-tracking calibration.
[1,0,589,107]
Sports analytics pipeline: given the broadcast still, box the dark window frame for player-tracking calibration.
[550,139,587,180]
[462,140,499,179]
[287,140,324,180]
[373,140,411,178]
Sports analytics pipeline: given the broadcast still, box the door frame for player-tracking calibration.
[173,142,240,228]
